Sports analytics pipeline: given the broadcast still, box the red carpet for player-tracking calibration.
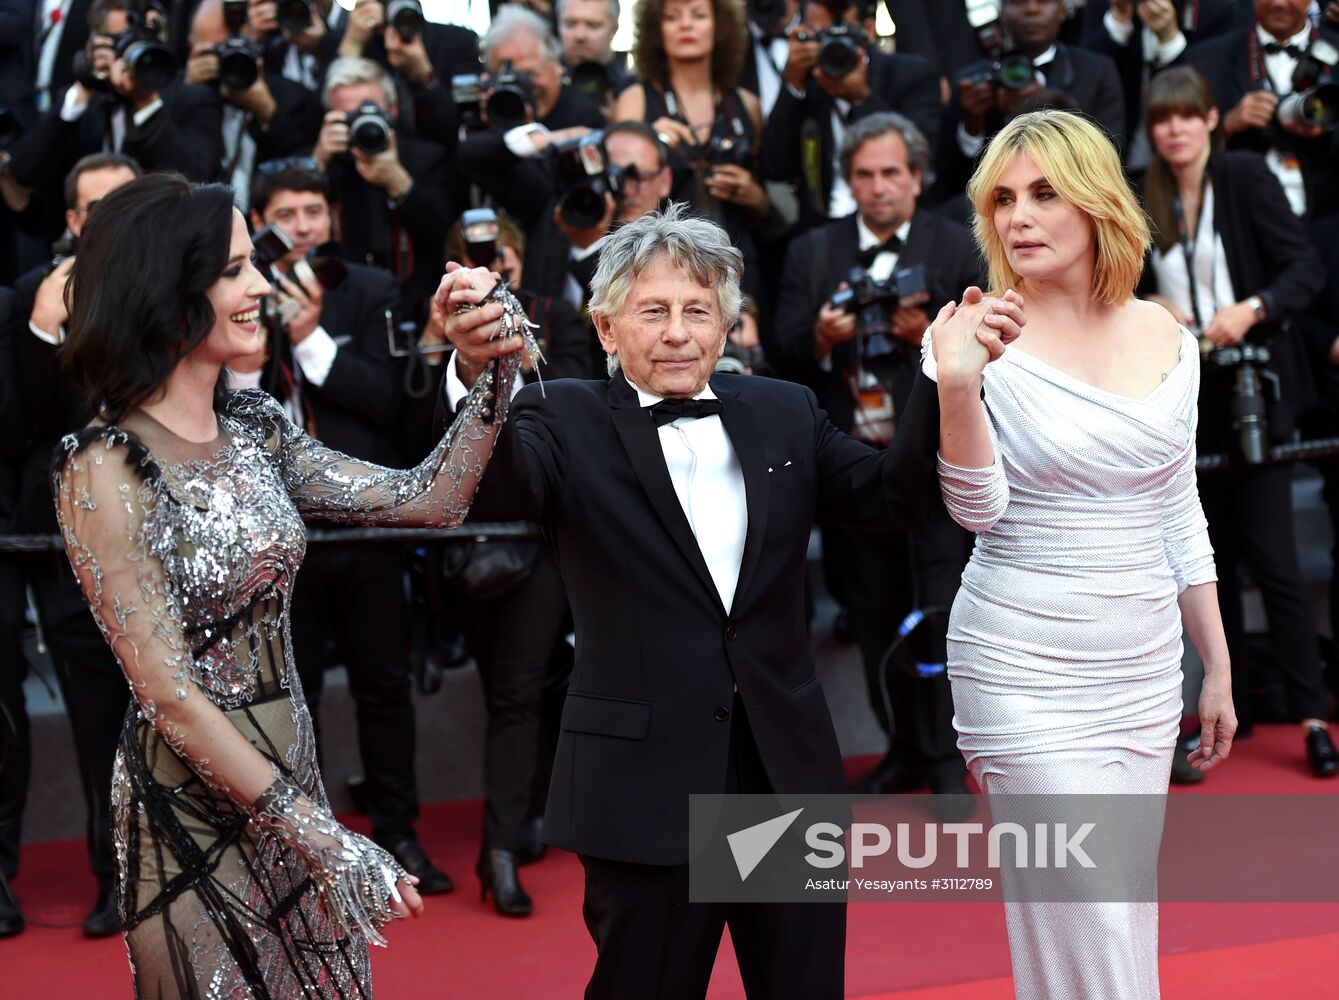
[3,723,1336,998]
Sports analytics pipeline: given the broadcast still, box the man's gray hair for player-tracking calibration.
[589,204,743,374]
[838,111,934,185]
[482,4,564,66]
[322,57,396,110]
[556,0,621,28]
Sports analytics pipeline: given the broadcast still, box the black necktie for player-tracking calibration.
[1263,42,1304,58]
[858,234,903,268]
[648,397,723,427]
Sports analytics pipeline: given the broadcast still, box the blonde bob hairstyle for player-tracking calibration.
[967,110,1150,307]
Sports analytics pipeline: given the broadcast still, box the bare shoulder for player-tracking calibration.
[1125,298,1184,364]
[613,83,645,120]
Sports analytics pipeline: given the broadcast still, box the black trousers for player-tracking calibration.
[459,547,571,852]
[0,557,29,881]
[823,516,968,782]
[290,544,419,841]
[578,696,846,1000]
[1199,465,1329,722]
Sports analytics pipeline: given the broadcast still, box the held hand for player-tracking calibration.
[930,286,1025,382]
[185,42,220,86]
[815,50,871,104]
[342,0,385,54]
[650,117,696,151]
[31,257,76,339]
[314,110,350,169]
[275,264,324,345]
[553,192,615,250]
[353,131,412,199]
[891,304,931,346]
[704,164,767,212]
[388,876,424,920]
[784,25,820,91]
[384,25,435,87]
[958,79,996,136]
[1187,677,1236,771]
[1224,91,1278,136]
[815,287,859,357]
[290,3,326,52]
[434,264,526,386]
[224,61,277,125]
[1202,301,1255,347]
[248,0,280,37]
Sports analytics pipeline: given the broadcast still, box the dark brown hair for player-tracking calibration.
[1144,66,1223,254]
[633,0,748,92]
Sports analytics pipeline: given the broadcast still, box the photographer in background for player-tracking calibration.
[457,5,606,229]
[774,113,979,802]
[1138,66,1336,778]
[1185,0,1339,219]
[313,56,454,315]
[559,0,633,115]
[759,0,941,233]
[939,0,1124,199]
[226,157,459,894]
[184,0,321,209]
[2,152,141,939]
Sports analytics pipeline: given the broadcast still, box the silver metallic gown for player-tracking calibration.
[50,352,518,999]
[924,327,1216,999]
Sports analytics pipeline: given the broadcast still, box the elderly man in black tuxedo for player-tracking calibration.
[434,205,1024,998]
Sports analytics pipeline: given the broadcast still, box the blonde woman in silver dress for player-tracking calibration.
[51,173,528,998]
[925,110,1237,998]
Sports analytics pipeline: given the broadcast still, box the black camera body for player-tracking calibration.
[346,102,392,154]
[569,60,614,107]
[385,0,424,42]
[830,263,927,368]
[964,50,1037,91]
[253,223,348,288]
[551,130,626,228]
[112,9,176,94]
[1205,342,1280,464]
[1279,39,1339,131]
[795,25,867,79]
[702,130,752,170]
[451,59,536,132]
[216,2,261,92]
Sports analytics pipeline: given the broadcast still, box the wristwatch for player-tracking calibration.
[1247,295,1267,322]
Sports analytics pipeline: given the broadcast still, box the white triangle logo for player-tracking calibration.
[726,808,805,881]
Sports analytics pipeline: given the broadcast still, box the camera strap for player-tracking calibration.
[1171,170,1213,332]
[1247,20,1321,91]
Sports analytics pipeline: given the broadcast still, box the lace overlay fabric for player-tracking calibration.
[51,351,518,999]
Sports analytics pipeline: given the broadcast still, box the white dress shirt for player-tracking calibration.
[1258,22,1312,215]
[1148,180,1237,332]
[749,22,792,118]
[35,0,71,112]
[443,354,748,611]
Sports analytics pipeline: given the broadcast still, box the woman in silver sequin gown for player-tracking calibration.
[49,175,529,998]
[926,112,1237,998]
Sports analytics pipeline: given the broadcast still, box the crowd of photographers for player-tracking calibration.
[1,0,1338,936]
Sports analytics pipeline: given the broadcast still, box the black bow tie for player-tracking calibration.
[648,397,723,427]
[1263,41,1304,58]
[858,234,903,268]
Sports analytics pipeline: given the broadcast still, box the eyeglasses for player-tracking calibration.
[256,157,322,177]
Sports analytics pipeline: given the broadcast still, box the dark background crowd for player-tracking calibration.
[1,0,1338,936]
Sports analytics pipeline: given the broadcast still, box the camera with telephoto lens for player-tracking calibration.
[276,0,313,34]
[965,50,1037,91]
[111,7,176,94]
[701,126,752,170]
[345,102,392,154]
[551,130,628,228]
[385,0,424,42]
[215,0,260,91]
[451,59,536,132]
[794,25,867,79]
[830,263,927,370]
[1205,343,1280,464]
[1278,39,1339,131]
[569,60,615,107]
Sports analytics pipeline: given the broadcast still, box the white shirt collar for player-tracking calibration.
[625,374,719,408]
[1032,44,1058,66]
[1257,21,1311,51]
[856,214,913,251]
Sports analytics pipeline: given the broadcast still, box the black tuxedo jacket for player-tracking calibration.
[456,86,607,231]
[248,70,323,163]
[449,369,941,864]
[1139,150,1324,444]
[938,43,1125,197]
[1185,22,1339,219]
[883,0,989,78]
[40,0,93,101]
[291,262,404,466]
[1078,0,1235,143]
[9,81,225,187]
[759,50,941,232]
[773,211,983,428]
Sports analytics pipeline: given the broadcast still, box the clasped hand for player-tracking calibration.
[929,286,1026,382]
[432,264,528,385]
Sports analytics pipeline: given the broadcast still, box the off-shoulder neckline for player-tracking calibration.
[1003,326,1194,405]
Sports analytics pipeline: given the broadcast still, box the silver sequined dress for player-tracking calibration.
[51,361,516,999]
[924,327,1216,999]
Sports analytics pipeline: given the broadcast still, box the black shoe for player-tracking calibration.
[476,848,533,917]
[377,834,454,895]
[1170,749,1204,785]
[1305,726,1339,778]
[850,752,928,795]
[0,871,23,938]
[83,885,120,938]
[515,816,546,866]
[930,773,976,821]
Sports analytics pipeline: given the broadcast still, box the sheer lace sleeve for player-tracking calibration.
[52,430,412,944]
[226,350,522,527]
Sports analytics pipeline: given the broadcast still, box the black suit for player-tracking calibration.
[1141,150,1329,727]
[3,265,129,890]
[883,0,992,78]
[759,50,942,232]
[450,364,940,995]
[774,211,978,783]
[456,85,608,231]
[36,0,93,107]
[0,284,27,883]
[1185,21,1339,220]
[1078,0,1235,146]
[938,43,1125,198]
